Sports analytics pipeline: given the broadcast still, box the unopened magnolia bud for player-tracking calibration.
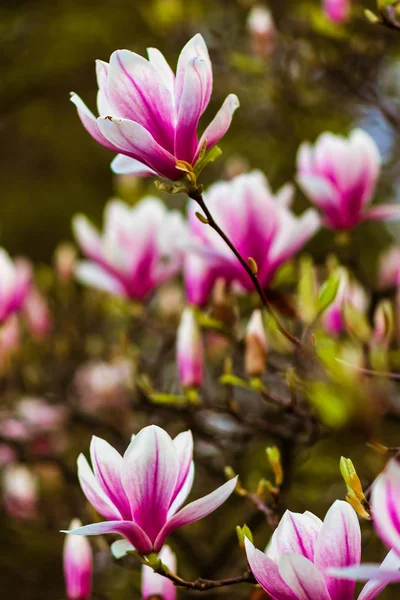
[64,519,93,600]
[142,545,177,600]
[372,300,393,349]
[211,278,236,325]
[23,287,52,340]
[247,4,276,57]
[245,310,267,378]
[3,464,38,520]
[266,446,283,486]
[340,457,366,502]
[236,524,253,548]
[323,0,350,23]
[176,308,204,389]
[346,493,371,520]
[53,243,77,284]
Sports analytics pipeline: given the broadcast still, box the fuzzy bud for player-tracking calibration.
[176,308,204,389]
[63,519,93,600]
[245,310,267,378]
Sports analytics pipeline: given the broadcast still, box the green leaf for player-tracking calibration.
[317,272,341,316]
[193,145,222,177]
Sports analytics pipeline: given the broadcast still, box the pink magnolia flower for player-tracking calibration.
[17,397,68,433]
[23,287,52,340]
[0,250,31,323]
[74,359,133,413]
[142,545,177,600]
[64,518,93,600]
[247,5,276,57]
[73,198,186,300]
[323,0,350,22]
[176,308,204,388]
[297,129,400,230]
[185,171,320,306]
[328,460,400,587]
[64,425,237,554]
[245,500,398,600]
[322,270,368,337]
[70,34,239,180]
[3,464,38,520]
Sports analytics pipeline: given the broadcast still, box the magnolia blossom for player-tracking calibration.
[323,0,350,22]
[3,464,38,520]
[73,198,186,300]
[17,397,68,433]
[23,287,52,339]
[142,545,177,600]
[247,5,276,57]
[185,171,320,306]
[322,270,368,337]
[297,129,400,230]
[64,425,237,554]
[245,500,398,600]
[176,308,204,388]
[0,250,31,324]
[71,34,239,180]
[74,359,133,413]
[64,519,93,600]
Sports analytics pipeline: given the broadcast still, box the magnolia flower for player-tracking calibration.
[64,519,93,600]
[0,250,31,323]
[378,246,400,289]
[23,287,52,340]
[328,460,400,587]
[63,425,237,554]
[73,198,186,300]
[245,309,267,377]
[74,359,133,413]
[71,34,239,180]
[323,0,350,22]
[185,171,320,306]
[247,5,276,57]
[142,545,177,600]
[245,500,399,600]
[17,397,67,433]
[322,270,368,337]
[3,464,38,520]
[297,129,400,230]
[176,308,204,388]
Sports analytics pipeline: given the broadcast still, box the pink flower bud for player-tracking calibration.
[323,0,350,23]
[0,443,16,467]
[176,308,204,388]
[245,310,267,377]
[17,397,68,433]
[54,243,77,284]
[23,287,52,340]
[247,5,276,57]
[141,545,177,600]
[3,464,38,519]
[63,518,93,600]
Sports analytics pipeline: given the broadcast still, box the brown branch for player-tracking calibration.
[154,568,256,590]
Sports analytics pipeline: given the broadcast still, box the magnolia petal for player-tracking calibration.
[328,555,400,589]
[267,510,322,562]
[297,174,338,209]
[175,56,208,162]
[175,33,211,112]
[122,425,180,543]
[77,454,122,521]
[147,48,175,94]
[97,116,178,180]
[62,520,153,554]
[196,94,240,159]
[371,459,400,556]
[70,93,118,152]
[168,431,195,516]
[75,261,126,296]
[362,204,400,222]
[72,215,102,261]
[110,154,157,176]
[244,538,297,600]
[315,500,361,600]
[359,550,400,600]
[90,436,130,519]
[279,553,331,600]
[111,539,135,559]
[154,477,238,552]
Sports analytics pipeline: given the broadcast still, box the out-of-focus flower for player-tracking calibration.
[0,250,31,324]
[245,310,267,377]
[176,308,204,389]
[185,171,320,306]
[23,287,52,340]
[0,444,16,468]
[156,283,185,321]
[0,416,31,442]
[245,500,398,599]
[142,545,177,600]
[71,34,239,180]
[0,314,20,366]
[54,243,77,284]
[322,270,368,337]
[328,460,400,588]
[323,0,350,23]
[378,246,400,289]
[74,359,134,412]
[3,464,38,519]
[73,198,186,300]
[247,5,276,57]
[297,129,400,230]
[64,426,237,554]
[64,518,93,600]
[17,397,67,433]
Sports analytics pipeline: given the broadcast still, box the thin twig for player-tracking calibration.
[154,568,256,590]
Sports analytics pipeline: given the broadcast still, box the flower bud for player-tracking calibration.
[3,464,38,519]
[247,4,276,57]
[266,446,283,486]
[0,443,16,467]
[23,287,52,340]
[53,243,77,284]
[63,518,93,600]
[176,308,204,389]
[141,545,177,600]
[323,0,350,22]
[236,524,253,548]
[245,310,267,378]
[371,299,393,351]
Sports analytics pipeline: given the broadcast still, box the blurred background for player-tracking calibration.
[2,0,400,598]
